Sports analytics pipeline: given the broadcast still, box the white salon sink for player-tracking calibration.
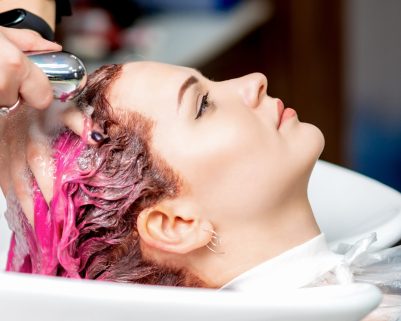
[1,160,400,321]
[309,160,401,251]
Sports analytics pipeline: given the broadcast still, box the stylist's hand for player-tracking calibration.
[0,107,105,221]
[0,27,61,110]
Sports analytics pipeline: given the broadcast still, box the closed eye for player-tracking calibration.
[195,92,210,120]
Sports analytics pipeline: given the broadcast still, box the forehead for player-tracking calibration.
[108,61,193,117]
[123,61,190,83]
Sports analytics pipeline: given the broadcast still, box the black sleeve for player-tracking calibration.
[55,0,72,23]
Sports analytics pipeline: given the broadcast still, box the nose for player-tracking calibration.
[238,73,268,109]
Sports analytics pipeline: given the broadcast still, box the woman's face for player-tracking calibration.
[108,62,324,232]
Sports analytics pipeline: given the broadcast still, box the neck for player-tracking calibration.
[189,193,320,288]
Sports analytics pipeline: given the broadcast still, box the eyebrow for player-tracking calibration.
[177,75,199,107]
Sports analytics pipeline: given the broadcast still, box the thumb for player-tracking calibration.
[0,26,61,52]
[61,104,108,146]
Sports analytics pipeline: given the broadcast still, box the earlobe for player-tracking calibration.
[137,207,213,254]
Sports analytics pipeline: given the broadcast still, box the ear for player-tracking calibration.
[137,206,213,254]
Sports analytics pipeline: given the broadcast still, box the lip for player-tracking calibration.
[276,99,285,128]
[276,99,296,128]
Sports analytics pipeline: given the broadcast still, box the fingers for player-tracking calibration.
[19,56,54,109]
[9,135,35,225]
[0,27,61,52]
[25,106,107,207]
[5,104,108,215]
[0,110,34,221]
[26,127,54,205]
[0,27,61,110]
[61,104,108,145]
[0,30,23,107]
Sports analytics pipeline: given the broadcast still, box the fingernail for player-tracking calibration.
[90,131,105,143]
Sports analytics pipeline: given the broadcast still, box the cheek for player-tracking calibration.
[186,144,291,227]
[154,116,289,221]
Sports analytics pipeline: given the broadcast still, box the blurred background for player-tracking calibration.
[56,0,401,192]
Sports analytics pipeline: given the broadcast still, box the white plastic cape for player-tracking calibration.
[312,233,401,321]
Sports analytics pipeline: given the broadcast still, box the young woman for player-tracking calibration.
[0,62,399,319]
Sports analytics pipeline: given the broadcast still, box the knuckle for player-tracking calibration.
[25,29,40,37]
[6,51,24,70]
[22,30,47,51]
[22,29,41,42]
[23,37,38,50]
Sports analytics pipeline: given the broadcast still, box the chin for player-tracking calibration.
[292,122,325,177]
[309,123,325,158]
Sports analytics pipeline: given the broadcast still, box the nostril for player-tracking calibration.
[258,82,267,101]
[251,75,267,108]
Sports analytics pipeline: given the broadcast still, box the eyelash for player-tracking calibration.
[195,92,210,120]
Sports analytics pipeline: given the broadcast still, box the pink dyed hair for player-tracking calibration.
[46,65,203,286]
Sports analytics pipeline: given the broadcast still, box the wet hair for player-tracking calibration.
[10,64,204,287]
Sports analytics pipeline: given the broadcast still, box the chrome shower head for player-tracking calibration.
[27,51,87,101]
